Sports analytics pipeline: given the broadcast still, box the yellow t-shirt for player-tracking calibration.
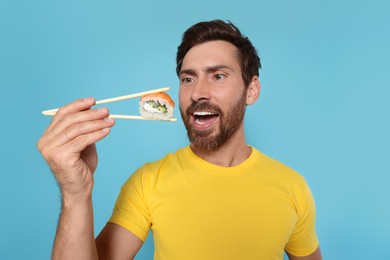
[109,146,319,259]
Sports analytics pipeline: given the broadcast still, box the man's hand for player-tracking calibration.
[37,98,115,259]
[37,97,115,199]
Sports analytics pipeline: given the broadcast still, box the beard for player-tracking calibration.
[180,91,247,152]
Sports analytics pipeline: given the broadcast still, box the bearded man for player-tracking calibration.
[37,20,322,260]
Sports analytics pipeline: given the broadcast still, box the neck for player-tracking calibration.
[190,127,251,167]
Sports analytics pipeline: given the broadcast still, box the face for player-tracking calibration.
[178,40,248,152]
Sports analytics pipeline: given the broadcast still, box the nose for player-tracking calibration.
[191,78,211,102]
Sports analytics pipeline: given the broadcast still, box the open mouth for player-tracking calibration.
[192,111,219,128]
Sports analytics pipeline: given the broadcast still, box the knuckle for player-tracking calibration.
[40,146,53,161]
[72,134,87,146]
[55,106,66,116]
[36,139,43,152]
[64,123,87,139]
[37,133,49,152]
[37,140,51,159]
[64,124,78,138]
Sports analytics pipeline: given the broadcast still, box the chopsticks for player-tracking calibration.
[108,114,177,122]
[42,87,170,115]
[41,87,177,121]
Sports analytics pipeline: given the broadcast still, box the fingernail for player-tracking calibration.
[83,97,94,103]
[97,108,108,113]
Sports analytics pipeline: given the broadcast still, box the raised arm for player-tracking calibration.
[37,97,115,259]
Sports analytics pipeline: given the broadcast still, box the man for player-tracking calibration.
[37,20,322,259]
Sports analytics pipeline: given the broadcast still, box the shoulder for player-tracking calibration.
[142,146,186,169]
[129,146,187,181]
[251,147,306,182]
[252,148,316,213]
[120,147,187,199]
[249,147,315,205]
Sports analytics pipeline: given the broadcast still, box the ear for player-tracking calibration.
[246,76,261,105]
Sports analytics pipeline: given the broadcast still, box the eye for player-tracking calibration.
[181,77,194,84]
[214,74,226,80]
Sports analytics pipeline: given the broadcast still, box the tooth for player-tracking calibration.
[194,112,214,116]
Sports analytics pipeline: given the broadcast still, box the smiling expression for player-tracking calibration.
[179,40,249,151]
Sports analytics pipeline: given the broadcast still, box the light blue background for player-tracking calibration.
[1,0,389,259]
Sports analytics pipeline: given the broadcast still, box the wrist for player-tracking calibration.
[61,191,92,208]
[59,180,94,205]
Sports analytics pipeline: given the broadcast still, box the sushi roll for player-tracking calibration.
[139,92,175,120]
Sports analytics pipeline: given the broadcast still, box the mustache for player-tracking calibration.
[185,101,223,116]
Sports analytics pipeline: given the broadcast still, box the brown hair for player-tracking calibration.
[176,20,261,87]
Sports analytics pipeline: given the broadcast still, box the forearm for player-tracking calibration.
[52,195,98,260]
[36,98,114,259]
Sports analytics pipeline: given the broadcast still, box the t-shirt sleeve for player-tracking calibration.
[284,178,319,256]
[108,168,152,241]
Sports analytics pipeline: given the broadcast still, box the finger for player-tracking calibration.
[38,119,114,168]
[48,97,96,129]
[46,107,111,141]
[38,108,113,156]
[63,126,113,155]
[53,117,115,147]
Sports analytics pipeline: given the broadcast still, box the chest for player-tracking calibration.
[149,173,298,258]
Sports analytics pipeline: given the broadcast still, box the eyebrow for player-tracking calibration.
[205,65,234,73]
[179,65,234,77]
[179,68,197,77]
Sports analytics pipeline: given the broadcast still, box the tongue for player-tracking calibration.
[195,115,218,125]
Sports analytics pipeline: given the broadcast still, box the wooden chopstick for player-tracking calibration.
[109,114,177,122]
[42,110,177,122]
[42,87,170,115]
